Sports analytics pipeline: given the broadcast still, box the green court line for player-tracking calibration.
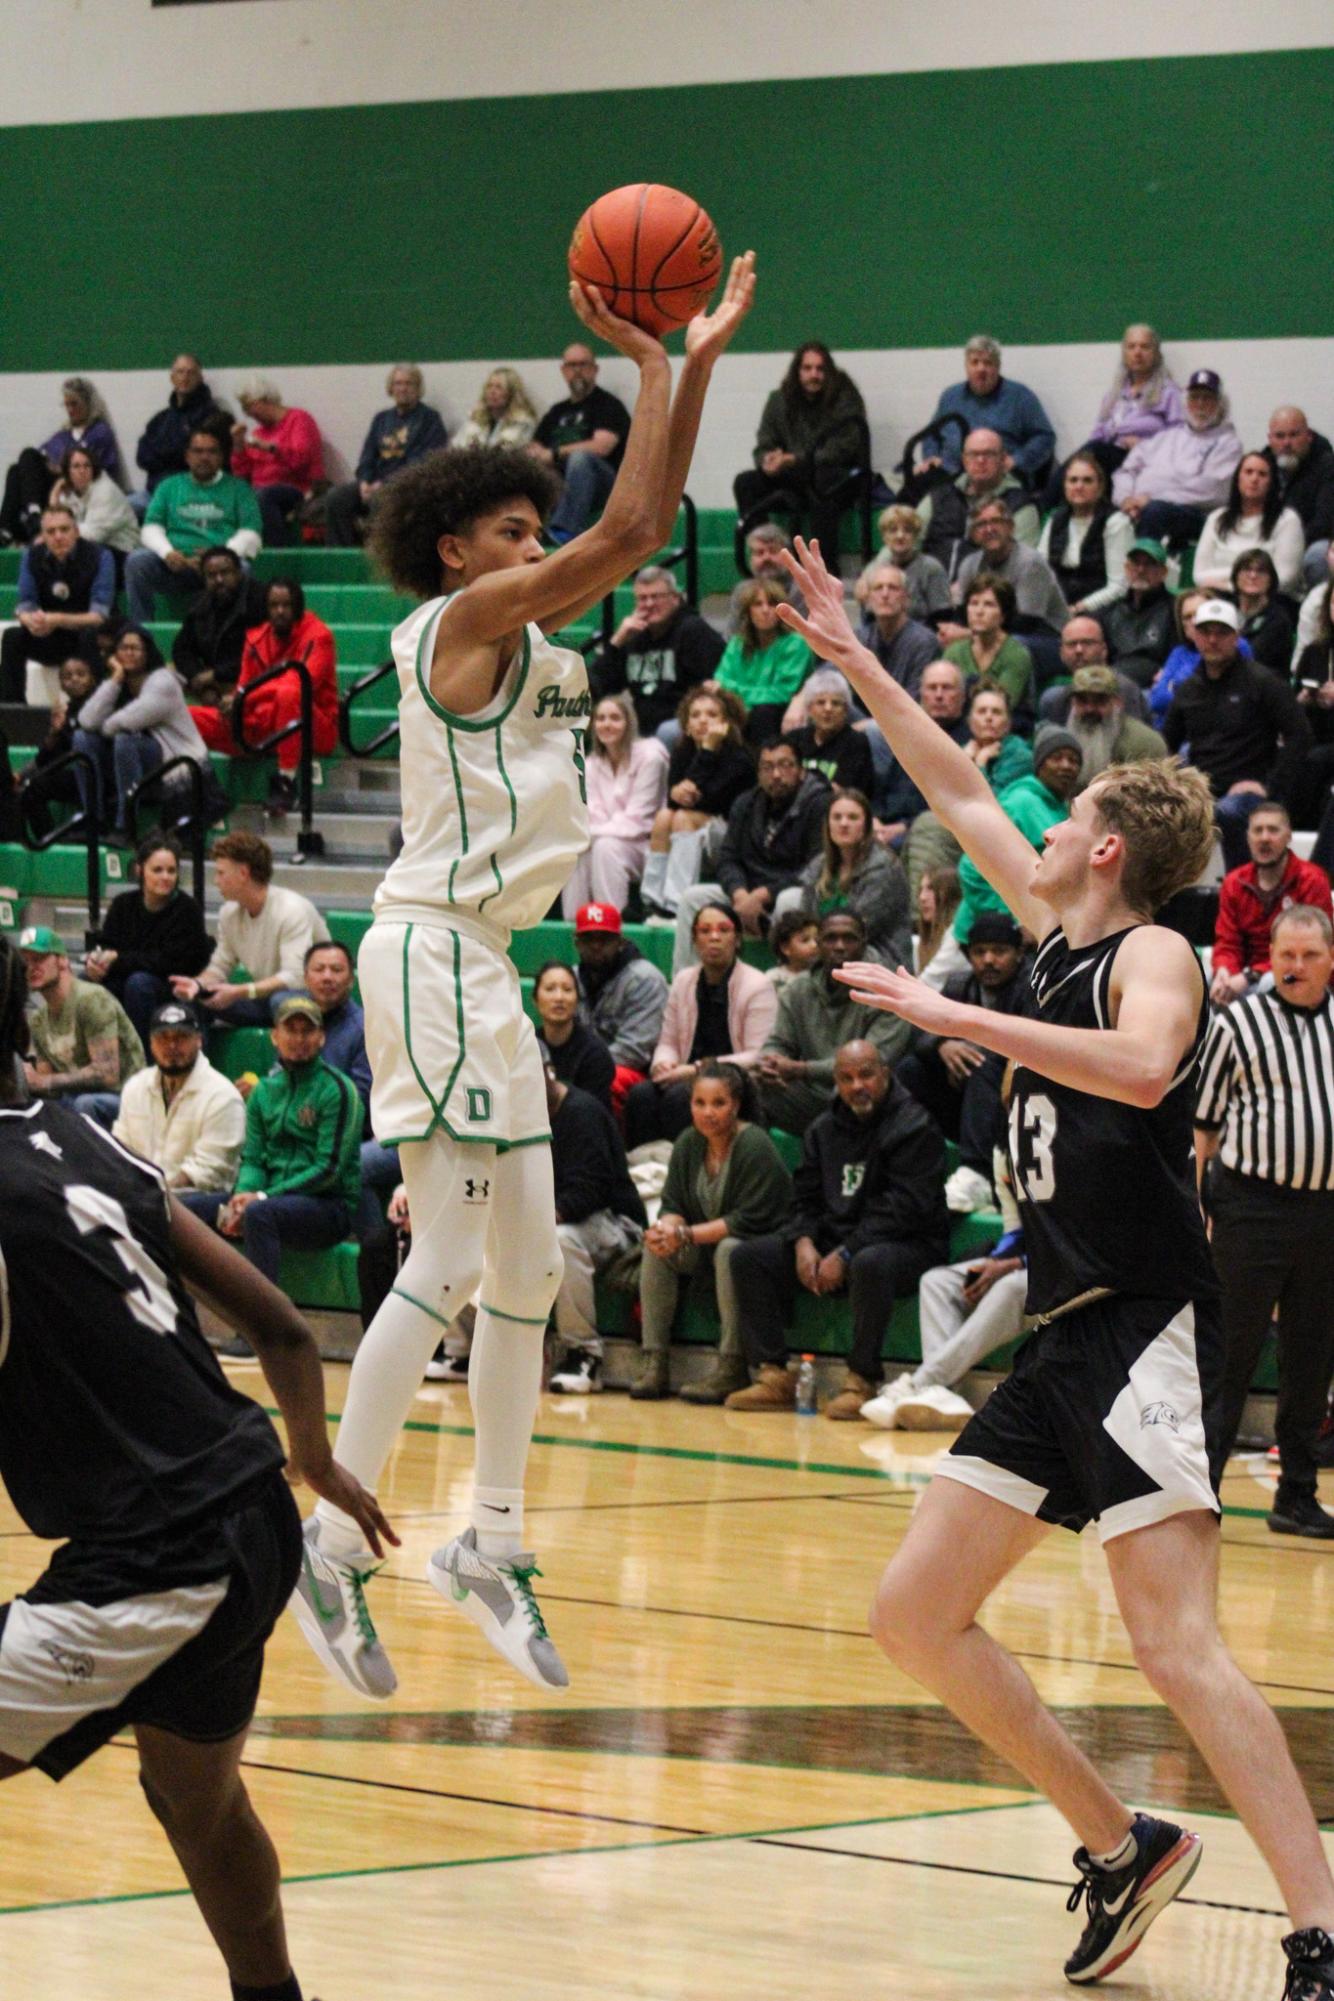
[262,1407,1276,1518]
[0,1794,1044,1922]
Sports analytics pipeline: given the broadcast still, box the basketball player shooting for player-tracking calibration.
[773,536,1334,2000]
[291,254,756,1703]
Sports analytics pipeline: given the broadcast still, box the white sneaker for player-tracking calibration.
[550,1352,602,1394]
[861,1373,916,1430]
[289,1518,398,1699]
[895,1383,975,1432]
[944,1165,994,1213]
[426,1527,570,1690]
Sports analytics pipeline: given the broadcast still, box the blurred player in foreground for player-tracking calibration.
[0,934,394,2001]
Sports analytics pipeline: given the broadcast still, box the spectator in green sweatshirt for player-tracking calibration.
[126,430,263,623]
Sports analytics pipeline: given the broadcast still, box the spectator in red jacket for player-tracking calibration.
[229,377,325,547]
[1211,799,1333,1005]
[191,578,337,819]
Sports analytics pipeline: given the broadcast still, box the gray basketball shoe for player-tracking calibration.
[290,1517,398,1700]
[426,1527,569,1690]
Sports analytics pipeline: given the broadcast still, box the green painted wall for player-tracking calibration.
[9,49,1332,371]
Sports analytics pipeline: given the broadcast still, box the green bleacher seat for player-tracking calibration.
[279,1240,361,1314]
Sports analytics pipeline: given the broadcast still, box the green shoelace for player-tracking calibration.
[348,1563,383,1647]
[504,1560,550,1641]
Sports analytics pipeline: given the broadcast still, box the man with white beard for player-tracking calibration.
[1066,664,1167,791]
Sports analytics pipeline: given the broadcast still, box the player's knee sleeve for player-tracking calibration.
[482,1216,562,1325]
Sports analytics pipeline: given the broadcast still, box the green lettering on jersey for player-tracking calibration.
[466,1087,492,1122]
[570,730,587,805]
[534,683,592,721]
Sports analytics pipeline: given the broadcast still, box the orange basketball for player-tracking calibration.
[568,183,722,337]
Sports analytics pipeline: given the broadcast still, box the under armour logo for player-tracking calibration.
[464,1178,491,1203]
[1140,1402,1181,1433]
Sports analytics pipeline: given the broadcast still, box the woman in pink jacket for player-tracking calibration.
[623,901,777,1147]
[562,692,669,917]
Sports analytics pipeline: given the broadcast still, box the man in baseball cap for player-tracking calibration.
[111,999,246,1194]
[1162,593,1314,866]
[1113,363,1242,550]
[176,986,362,1289]
[897,908,1031,1213]
[1067,663,1167,788]
[1102,538,1177,688]
[18,923,143,1123]
[571,901,669,1115]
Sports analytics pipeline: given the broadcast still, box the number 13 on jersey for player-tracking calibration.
[1010,1092,1057,1203]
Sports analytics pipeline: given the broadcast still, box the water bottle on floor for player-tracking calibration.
[795,1353,818,1416]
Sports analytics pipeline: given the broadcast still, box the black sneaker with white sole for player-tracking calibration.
[550,1352,602,1394]
[1268,1491,1334,1539]
[1063,1813,1202,1984]
[423,1341,469,1382]
[1283,1927,1334,1999]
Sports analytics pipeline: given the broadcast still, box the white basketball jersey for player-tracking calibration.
[375,595,591,937]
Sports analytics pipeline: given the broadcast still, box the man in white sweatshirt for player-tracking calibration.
[1112,368,1243,551]
[113,1000,246,1191]
[169,831,328,1024]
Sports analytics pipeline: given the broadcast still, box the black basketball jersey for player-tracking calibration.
[1009,925,1217,1316]
[0,1103,283,1548]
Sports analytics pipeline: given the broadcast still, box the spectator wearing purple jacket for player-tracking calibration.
[0,378,123,546]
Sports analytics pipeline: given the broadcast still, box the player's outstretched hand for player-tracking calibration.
[833,959,961,1036]
[292,1454,400,1561]
[569,280,668,368]
[684,250,757,367]
[774,536,862,669]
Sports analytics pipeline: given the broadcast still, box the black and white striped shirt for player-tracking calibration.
[1195,990,1334,1190]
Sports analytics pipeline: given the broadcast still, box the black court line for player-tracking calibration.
[383,1489,891,1524]
[108,1740,707,1840]
[751,1835,1287,1919]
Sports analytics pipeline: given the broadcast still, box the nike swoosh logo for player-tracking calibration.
[483,1503,511,1514]
[450,1576,470,1602]
[1102,1882,1136,1919]
[302,1548,342,1626]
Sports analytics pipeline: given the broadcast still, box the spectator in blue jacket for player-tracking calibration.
[324,365,448,545]
[302,939,371,1121]
[920,336,1056,486]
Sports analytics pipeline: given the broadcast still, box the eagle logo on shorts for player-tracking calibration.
[40,1640,94,1684]
[1140,1402,1182,1433]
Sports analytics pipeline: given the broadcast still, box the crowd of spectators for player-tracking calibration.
[4,325,1332,1505]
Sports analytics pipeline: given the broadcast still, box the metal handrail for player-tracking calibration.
[339,659,399,758]
[17,747,102,939]
[897,410,968,485]
[124,755,208,905]
[232,654,326,859]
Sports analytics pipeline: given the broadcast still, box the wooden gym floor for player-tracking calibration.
[1,1364,1330,1999]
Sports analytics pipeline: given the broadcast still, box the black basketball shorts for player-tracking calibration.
[938,1293,1226,1542]
[0,1469,302,1780]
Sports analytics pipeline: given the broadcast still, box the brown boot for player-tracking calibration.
[824,1370,875,1421]
[628,1348,670,1400]
[680,1355,752,1405]
[724,1364,795,1411]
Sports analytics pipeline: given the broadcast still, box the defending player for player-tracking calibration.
[773,538,1334,2000]
[294,257,756,1700]
[0,933,394,2001]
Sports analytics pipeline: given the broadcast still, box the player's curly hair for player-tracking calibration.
[1088,760,1216,917]
[0,934,30,1086]
[366,446,560,600]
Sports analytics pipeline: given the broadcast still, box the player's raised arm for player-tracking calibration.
[438,285,674,656]
[169,1198,398,1557]
[776,536,1050,940]
[836,925,1203,1109]
[539,251,757,633]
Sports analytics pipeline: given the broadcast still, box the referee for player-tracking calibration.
[1195,902,1334,1538]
